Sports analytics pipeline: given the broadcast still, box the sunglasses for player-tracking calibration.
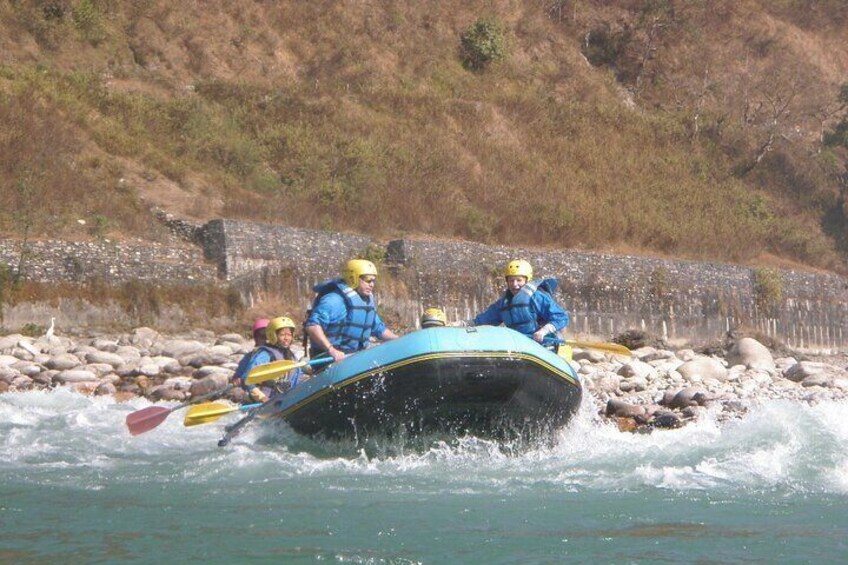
[360,277,377,284]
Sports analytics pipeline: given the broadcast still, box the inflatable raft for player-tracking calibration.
[259,326,582,442]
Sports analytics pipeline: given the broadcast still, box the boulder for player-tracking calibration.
[801,374,833,388]
[189,373,230,397]
[54,369,98,384]
[605,398,647,418]
[85,351,126,368]
[572,349,606,363]
[677,357,728,383]
[95,382,117,396]
[0,335,25,353]
[11,375,34,390]
[115,346,142,362]
[136,363,162,378]
[667,387,709,409]
[617,360,657,380]
[90,338,119,352]
[85,363,117,376]
[0,354,19,367]
[652,411,684,429]
[784,361,832,383]
[193,365,233,379]
[124,327,160,349]
[150,356,182,374]
[149,386,187,401]
[727,338,775,372]
[45,353,82,371]
[160,339,206,359]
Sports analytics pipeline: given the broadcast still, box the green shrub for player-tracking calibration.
[20,322,44,337]
[361,243,387,266]
[753,268,783,315]
[89,214,109,239]
[460,19,506,71]
[582,25,630,68]
[460,205,496,242]
[72,0,105,45]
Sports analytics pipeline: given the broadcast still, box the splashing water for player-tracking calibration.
[2,390,848,563]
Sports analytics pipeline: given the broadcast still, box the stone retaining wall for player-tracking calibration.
[1,218,846,349]
[0,238,216,284]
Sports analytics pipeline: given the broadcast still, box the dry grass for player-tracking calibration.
[0,0,846,272]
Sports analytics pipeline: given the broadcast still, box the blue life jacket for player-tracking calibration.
[498,278,558,337]
[312,278,377,353]
[233,345,291,381]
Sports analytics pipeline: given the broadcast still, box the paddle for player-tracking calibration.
[183,402,262,427]
[244,356,334,385]
[543,335,632,357]
[565,339,631,356]
[125,384,236,436]
[217,403,265,447]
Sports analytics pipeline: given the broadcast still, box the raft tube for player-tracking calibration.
[260,326,582,442]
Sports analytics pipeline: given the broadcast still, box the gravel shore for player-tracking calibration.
[2,327,846,433]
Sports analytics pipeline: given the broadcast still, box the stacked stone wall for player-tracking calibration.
[0,238,216,284]
[1,218,845,349]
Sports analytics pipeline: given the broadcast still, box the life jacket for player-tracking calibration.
[233,344,293,382]
[498,278,558,337]
[311,278,377,353]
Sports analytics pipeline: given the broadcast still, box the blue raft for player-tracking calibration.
[259,326,582,442]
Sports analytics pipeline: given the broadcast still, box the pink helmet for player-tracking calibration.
[252,318,270,332]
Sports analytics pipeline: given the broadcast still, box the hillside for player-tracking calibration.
[1,0,847,273]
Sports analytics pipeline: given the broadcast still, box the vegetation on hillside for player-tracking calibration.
[1,0,846,272]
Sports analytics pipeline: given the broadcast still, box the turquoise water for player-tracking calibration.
[3,389,848,564]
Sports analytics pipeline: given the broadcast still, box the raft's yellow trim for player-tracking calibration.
[272,350,579,420]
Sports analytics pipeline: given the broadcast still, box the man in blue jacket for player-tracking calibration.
[468,259,569,344]
[305,259,398,362]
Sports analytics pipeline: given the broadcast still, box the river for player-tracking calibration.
[2,389,847,563]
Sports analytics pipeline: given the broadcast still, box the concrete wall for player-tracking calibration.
[1,218,846,349]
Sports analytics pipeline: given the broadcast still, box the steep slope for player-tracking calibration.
[0,0,846,271]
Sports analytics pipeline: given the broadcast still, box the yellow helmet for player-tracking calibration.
[420,308,447,328]
[344,259,378,287]
[504,259,533,280]
[266,316,296,345]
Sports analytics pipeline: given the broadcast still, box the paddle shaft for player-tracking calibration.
[245,355,334,385]
[183,402,262,427]
[543,335,631,356]
[217,405,263,447]
[126,383,238,435]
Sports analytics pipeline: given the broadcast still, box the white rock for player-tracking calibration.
[193,365,233,379]
[160,340,206,358]
[728,338,775,371]
[85,351,125,367]
[617,360,657,380]
[45,353,82,371]
[137,364,161,377]
[12,361,42,377]
[163,376,194,390]
[115,346,142,362]
[85,363,116,376]
[784,361,831,382]
[678,357,728,383]
[54,369,98,384]
[0,354,19,367]
[0,335,25,352]
[11,375,34,389]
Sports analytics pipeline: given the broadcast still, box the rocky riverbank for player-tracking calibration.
[1,328,846,433]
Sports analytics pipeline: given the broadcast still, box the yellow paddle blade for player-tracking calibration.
[245,359,306,385]
[184,402,240,427]
[566,340,632,356]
